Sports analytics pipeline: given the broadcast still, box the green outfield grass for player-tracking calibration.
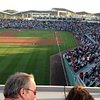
[0,30,78,84]
[16,30,55,38]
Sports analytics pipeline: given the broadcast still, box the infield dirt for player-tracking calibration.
[0,30,63,46]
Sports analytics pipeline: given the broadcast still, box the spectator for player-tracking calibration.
[79,72,84,80]
[65,86,94,100]
[4,72,36,100]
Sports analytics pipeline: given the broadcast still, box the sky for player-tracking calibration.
[0,0,100,13]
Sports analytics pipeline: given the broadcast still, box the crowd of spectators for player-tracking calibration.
[0,18,100,87]
[83,64,100,87]
[65,44,100,72]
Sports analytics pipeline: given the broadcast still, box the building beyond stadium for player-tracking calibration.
[0,8,100,20]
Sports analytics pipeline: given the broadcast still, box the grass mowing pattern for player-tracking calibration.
[0,30,78,84]
[16,30,55,38]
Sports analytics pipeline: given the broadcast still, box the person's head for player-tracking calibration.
[4,72,36,100]
[66,86,94,100]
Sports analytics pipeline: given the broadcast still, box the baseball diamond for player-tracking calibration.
[0,29,77,84]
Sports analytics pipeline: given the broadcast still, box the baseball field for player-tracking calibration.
[0,29,78,84]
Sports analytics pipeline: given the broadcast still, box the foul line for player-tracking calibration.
[54,32,68,86]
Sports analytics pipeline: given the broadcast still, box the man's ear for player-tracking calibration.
[19,88,25,97]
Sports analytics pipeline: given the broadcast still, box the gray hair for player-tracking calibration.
[4,72,35,98]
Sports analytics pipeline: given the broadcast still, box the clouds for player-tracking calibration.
[0,0,99,13]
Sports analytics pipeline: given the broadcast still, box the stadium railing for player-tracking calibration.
[63,54,85,86]
[0,85,100,100]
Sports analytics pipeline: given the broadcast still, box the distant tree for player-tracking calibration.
[3,9,17,13]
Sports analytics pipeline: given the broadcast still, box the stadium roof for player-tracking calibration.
[76,11,93,15]
[13,10,51,15]
[52,8,74,13]
[0,11,11,15]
